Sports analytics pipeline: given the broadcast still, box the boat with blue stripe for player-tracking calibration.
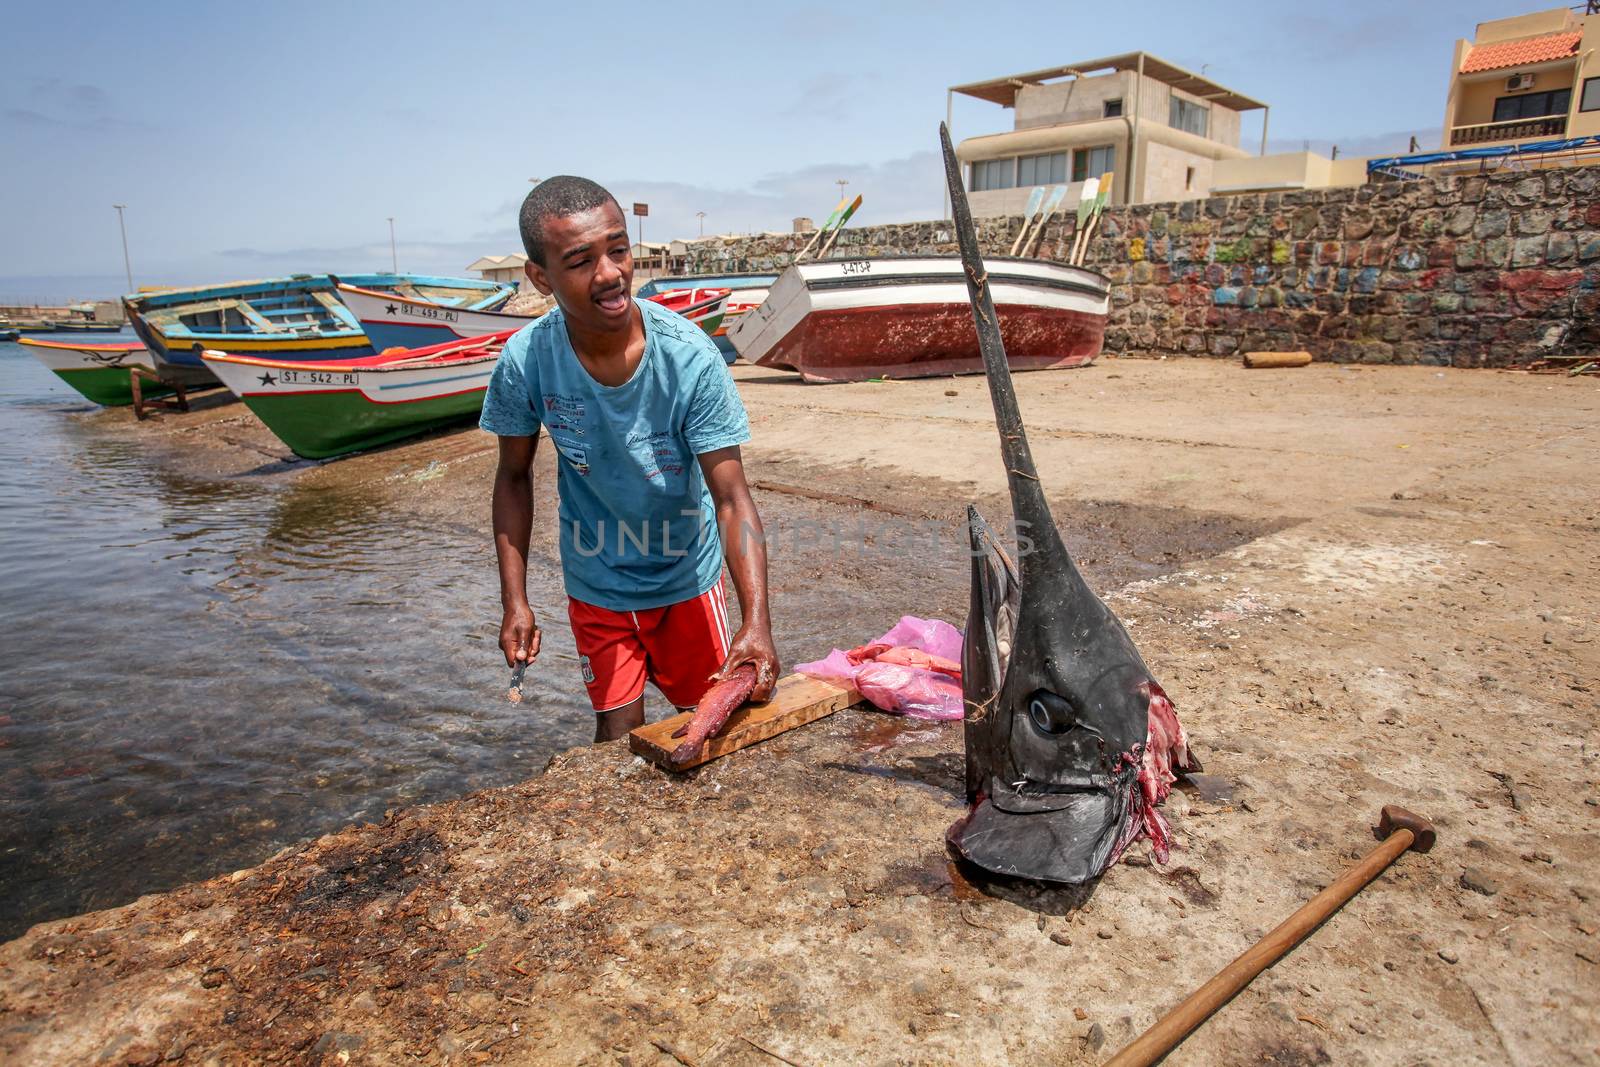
[124,273,516,373]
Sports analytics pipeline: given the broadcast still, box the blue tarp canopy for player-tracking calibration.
[1368,135,1600,176]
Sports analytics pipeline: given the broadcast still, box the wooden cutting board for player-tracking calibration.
[628,673,861,771]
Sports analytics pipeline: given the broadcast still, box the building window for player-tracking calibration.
[1579,77,1600,111]
[969,158,1015,191]
[1072,145,1116,182]
[1492,88,1571,122]
[1169,95,1209,137]
[1017,151,1068,186]
[1104,98,1123,118]
[1185,166,1195,191]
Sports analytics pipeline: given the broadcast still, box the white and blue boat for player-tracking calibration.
[125,274,515,373]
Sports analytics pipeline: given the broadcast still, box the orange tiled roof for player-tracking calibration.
[1460,30,1582,74]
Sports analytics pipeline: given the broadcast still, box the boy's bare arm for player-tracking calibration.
[493,433,541,669]
[699,445,779,701]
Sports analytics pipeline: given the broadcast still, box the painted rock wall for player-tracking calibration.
[685,166,1599,367]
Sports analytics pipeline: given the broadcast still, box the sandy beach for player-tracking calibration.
[1,355,1595,1064]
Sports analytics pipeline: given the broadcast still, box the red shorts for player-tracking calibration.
[567,576,732,712]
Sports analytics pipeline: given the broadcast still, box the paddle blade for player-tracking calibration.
[835,194,863,227]
[1094,173,1113,210]
[819,197,848,230]
[1043,185,1067,214]
[1023,186,1045,220]
[1075,178,1099,224]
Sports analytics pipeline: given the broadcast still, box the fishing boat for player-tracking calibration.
[125,273,515,373]
[336,282,533,351]
[727,256,1109,383]
[636,272,776,361]
[648,287,730,338]
[0,329,17,342]
[47,320,127,333]
[338,282,731,351]
[199,330,514,459]
[18,337,176,406]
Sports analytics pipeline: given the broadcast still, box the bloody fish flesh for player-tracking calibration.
[668,664,759,768]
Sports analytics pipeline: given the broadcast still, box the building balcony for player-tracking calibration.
[1449,115,1567,146]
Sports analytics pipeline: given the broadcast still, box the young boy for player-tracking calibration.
[482,176,778,742]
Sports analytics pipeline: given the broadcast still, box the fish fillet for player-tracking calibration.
[667,665,759,768]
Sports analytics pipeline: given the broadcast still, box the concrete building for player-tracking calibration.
[1209,151,1371,195]
[950,52,1268,215]
[1441,5,1599,149]
[466,254,528,285]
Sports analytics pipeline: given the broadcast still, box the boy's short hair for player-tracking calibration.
[519,177,622,266]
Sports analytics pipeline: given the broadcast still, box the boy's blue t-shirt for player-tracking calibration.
[479,297,750,612]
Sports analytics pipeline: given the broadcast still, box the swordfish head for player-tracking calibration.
[939,123,1177,883]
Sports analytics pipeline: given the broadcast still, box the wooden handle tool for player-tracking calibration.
[1103,805,1436,1067]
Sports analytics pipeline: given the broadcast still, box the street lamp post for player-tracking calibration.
[696,211,706,237]
[836,178,849,201]
[387,217,398,273]
[112,204,133,293]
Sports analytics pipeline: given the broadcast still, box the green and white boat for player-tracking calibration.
[200,330,513,459]
[18,336,176,406]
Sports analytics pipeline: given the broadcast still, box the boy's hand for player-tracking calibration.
[717,622,780,703]
[500,602,541,669]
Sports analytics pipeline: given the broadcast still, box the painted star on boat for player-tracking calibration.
[385,304,398,315]
[257,371,277,386]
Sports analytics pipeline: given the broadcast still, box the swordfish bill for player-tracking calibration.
[937,122,1194,884]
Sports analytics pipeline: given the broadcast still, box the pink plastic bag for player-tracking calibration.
[796,615,964,721]
[856,662,964,720]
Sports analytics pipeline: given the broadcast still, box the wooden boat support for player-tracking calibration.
[130,364,225,421]
[130,366,190,421]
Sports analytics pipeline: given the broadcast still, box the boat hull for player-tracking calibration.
[123,273,508,372]
[18,338,173,406]
[636,273,776,363]
[713,290,768,356]
[728,257,1109,383]
[47,322,126,333]
[338,284,531,350]
[340,284,728,352]
[131,313,372,369]
[236,386,486,459]
[201,346,500,459]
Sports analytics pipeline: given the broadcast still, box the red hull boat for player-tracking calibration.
[726,257,1109,383]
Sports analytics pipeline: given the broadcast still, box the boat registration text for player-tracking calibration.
[406,305,459,323]
[280,369,359,386]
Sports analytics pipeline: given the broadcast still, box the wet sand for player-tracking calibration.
[1,357,1597,1064]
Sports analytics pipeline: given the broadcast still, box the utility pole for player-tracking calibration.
[387,217,398,273]
[696,211,706,237]
[112,204,133,293]
[835,178,849,201]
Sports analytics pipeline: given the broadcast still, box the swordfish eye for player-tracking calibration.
[1027,690,1076,735]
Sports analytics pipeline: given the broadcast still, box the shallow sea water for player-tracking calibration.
[0,339,590,939]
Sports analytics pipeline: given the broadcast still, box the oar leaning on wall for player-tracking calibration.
[1070,172,1114,266]
[1009,187,1046,257]
[1022,184,1068,258]
[816,194,863,259]
[793,197,850,264]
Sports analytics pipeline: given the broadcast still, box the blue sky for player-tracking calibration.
[0,0,1523,302]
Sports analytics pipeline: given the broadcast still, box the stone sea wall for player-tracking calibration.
[685,167,1600,367]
